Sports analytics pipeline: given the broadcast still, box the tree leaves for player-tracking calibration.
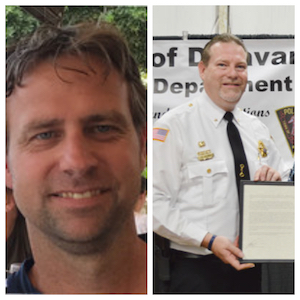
[6,6,147,71]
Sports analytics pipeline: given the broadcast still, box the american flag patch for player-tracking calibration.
[153,128,169,142]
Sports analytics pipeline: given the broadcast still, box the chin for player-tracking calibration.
[221,93,242,105]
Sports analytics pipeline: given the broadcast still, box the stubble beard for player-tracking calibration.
[219,89,243,104]
[29,179,140,257]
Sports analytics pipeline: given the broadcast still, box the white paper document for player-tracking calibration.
[240,182,294,262]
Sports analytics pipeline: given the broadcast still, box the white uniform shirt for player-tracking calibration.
[153,92,290,255]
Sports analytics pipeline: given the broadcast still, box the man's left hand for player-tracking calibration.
[254,165,281,182]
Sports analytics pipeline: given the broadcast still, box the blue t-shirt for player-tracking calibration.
[6,258,41,294]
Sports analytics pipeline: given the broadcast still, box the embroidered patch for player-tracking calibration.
[276,106,294,156]
[153,128,169,142]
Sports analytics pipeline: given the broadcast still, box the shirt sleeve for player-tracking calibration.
[153,118,208,248]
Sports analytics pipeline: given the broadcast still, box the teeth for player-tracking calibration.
[58,190,101,199]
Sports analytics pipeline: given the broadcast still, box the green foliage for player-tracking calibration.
[142,167,147,179]
[6,6,147,71]
[6,6,39,47]
[62,6,107,25]
[104,6,147,72]
[62,6,147,71]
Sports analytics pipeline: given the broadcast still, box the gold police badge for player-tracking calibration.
[258,140,268,158]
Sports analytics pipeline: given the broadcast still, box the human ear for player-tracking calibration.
[198,61,206,81]
[6,158,13,189]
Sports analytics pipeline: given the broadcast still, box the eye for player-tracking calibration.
[237,64,247,70]
[86,124,124,141]
[35,131,55,140]
[217,63,228,70]
[94,125,111,133]
[85,124,117,136]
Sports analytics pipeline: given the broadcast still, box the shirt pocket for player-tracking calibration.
[185,160,228,208]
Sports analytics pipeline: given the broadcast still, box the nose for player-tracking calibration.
[59,133,98,177]
[227,65,238,79]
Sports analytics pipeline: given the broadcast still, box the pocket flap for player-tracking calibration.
[187,160,228,179]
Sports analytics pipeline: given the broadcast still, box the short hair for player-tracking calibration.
[201,33,249,65]
[6,22,146,134]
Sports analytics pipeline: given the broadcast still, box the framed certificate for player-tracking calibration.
[239,181,294,263]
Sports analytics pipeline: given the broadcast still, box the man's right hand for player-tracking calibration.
[202,233,255,271]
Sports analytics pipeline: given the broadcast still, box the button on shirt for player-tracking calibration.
[153,92,289,256]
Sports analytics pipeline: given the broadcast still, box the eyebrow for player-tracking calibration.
[81,112,130,128]
[22,118,64,134]
[21,111,130,135]
[216,58,247,63]
[17,118,63,146]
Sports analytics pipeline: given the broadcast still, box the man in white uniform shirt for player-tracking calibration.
[153,34,289,293]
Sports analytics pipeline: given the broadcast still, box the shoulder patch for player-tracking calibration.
[153,128,169,142]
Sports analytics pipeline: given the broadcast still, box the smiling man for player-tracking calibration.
[153,34,289,293]
[6,23,146,294]
[198,40,248,110]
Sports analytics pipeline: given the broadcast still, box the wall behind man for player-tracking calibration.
[153,5,295,36]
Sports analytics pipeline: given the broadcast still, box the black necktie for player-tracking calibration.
[224,112,250,198]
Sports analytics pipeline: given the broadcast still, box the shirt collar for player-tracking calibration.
[201,91,242,127]
[231,107,243,125]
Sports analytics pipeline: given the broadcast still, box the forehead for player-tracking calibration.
[6,55,130,130]
[9,54,127,101]
[25,54,114,85]
[209,41,247,61]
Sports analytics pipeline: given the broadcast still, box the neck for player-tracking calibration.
[28,223,147,294]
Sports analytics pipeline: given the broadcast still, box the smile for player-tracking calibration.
[223,83,240,86]
[54,189,104,199]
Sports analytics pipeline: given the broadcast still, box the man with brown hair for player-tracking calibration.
[6,22,147,294]
[153,33,289,293]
